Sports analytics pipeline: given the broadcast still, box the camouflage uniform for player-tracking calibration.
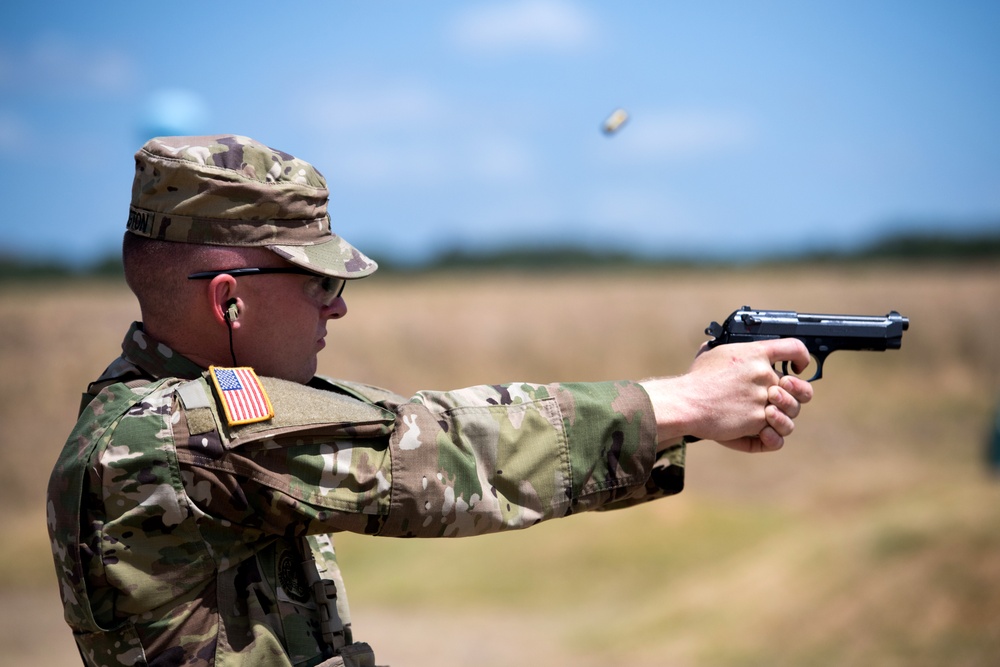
[46,135,685,666]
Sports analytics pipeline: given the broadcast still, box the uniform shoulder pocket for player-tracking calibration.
[226,376,395,448]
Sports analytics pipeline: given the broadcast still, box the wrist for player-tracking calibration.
[638,375,702,450]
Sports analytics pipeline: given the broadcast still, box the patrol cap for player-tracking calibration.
[126,134,377,279]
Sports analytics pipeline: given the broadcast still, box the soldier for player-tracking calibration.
[47,135,813,666]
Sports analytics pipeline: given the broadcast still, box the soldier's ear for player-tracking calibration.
[207,274,239,327]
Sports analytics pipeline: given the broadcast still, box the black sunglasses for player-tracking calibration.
[187,267,346,304]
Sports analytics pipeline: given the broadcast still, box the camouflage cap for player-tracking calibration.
[127,134,377,279]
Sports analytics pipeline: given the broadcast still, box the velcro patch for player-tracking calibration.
[209,366,274,426]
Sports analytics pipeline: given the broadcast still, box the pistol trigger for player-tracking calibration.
[782,358,822,382]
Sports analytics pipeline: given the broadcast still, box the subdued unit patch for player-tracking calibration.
[177,379,219,435]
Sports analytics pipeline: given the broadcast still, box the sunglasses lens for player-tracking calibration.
[304,276,346,305]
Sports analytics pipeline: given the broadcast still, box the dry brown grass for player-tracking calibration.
[2,262,999,665]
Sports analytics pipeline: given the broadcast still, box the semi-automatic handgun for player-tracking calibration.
[705,306,910,381]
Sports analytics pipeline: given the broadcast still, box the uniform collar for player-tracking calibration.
[94,322,206,384]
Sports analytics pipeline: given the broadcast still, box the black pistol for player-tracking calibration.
[705,306,910,381]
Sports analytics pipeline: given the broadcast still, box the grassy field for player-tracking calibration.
[2,262,998,666]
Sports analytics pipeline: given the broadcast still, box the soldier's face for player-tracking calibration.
[233,269,348,383]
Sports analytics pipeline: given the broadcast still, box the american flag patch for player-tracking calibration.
[209,366,274,426]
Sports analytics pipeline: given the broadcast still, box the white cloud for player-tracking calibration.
[448,0,598,55]
[326,133,539,191]
[0,54,13,88]
[0,33,135,95]
[588,187,679,227]
[302,83,452,188]
[300,81,539,189]
[610,110,756,162]
[330,141,451,188]
[578,184,763,256]
[585,185,706,244]
[0,111,30,154]
[448,193,565,237]
[310,83,449,132]
[465,136,537,180]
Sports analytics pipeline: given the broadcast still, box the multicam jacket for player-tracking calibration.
[48,323,685,667]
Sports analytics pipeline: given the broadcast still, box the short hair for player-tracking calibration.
[121,234,268,326]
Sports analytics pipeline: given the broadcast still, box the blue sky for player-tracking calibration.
[1,1,998,265]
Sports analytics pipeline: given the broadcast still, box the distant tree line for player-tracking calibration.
[2,227,998,281]
[323,228,1000,273]
[0,254,125,281]
[850,231,1000,260]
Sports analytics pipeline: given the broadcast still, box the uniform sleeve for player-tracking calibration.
[381,381,680,537]
[174,379,684,540]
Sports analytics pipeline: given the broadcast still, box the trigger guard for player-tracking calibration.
[781,359,821,382]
